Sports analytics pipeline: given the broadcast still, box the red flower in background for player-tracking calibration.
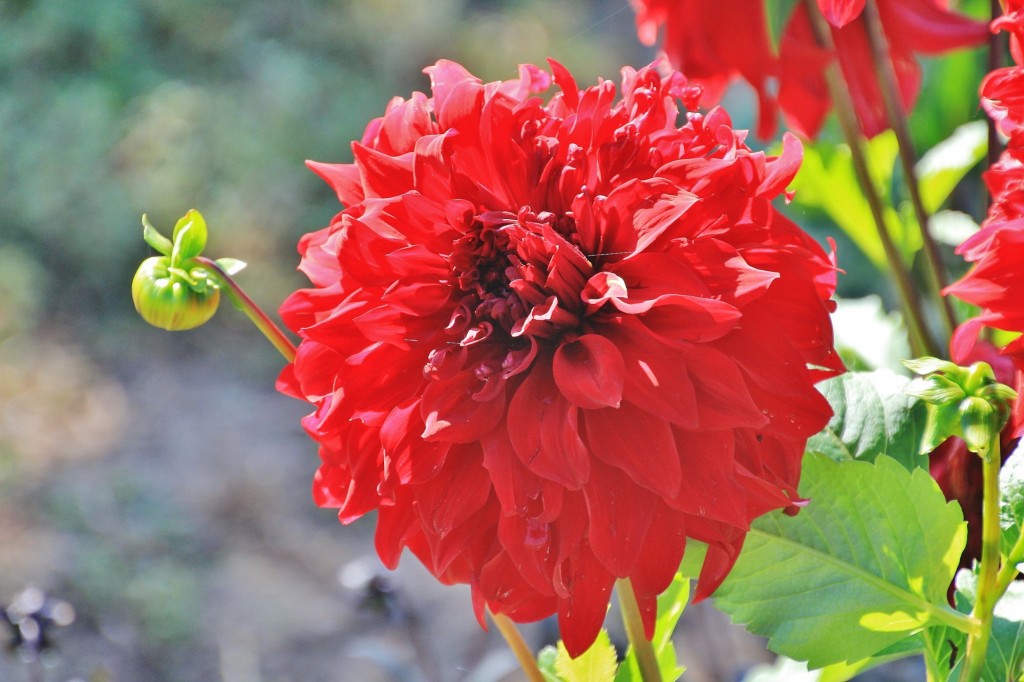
[779,0,987,139]
[948,3,1024,374]
[278,59,841,655]
[632,0,986,139]
[631,0,778,139]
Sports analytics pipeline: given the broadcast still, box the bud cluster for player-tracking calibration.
[905,357,1018,459]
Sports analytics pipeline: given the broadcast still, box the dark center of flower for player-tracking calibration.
[428,205,597,387]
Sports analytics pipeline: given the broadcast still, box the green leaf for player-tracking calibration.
[214,257,247,276]
[816,636,926,682]
[831,296,910,373]
[805,370,929,470]
[170,209,208,263]
[790,134,919,271]
[954,568,1024,681]
[742,656,819,682]
[554,629,618,682]
[141,214,173,257]
[1000,442,1024,564]
[714,453,967,668]
[616,572,689,682]
[916,121,987,214]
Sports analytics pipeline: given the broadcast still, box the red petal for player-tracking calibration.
[583,402,682,499]
[583,460,657,576]
[508,360,591,489]
[629,505,688,638]
[665,428,748,527]
[498,514,557,595]
[817,0,866,28]
[881,0,987,55]
[556,544,615,658]
[599,317,699,428]
[306,160,364,206]
[374,486,419,569]
[553,334,625,409]
[352,143,414,199]
[421,371,507,443]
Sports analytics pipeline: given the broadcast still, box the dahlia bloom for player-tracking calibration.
[278,59,841,655]
[778,0,988,138]
[632,0,986,139]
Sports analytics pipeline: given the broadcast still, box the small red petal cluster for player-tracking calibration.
[277,60,841,656]
[631,0,987,139]
[948,2,1024,383]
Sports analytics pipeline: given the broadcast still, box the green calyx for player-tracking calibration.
[905,357,1018,458]
[132,210,245,331]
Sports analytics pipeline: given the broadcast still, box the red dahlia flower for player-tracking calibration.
[278,59,841,656]
[632,0,986,139]
[631,0,778,139]
[778,0,988,138]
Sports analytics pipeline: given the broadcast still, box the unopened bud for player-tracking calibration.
[132,210,224,331]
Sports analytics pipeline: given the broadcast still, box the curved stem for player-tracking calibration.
[616,578,662,682]
[195,257,297,363]
[489,610,546,682]
[862,0,956,342]
[803,0,937,357]
[961,434,1002,681]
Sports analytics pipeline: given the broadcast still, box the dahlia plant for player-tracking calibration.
[131,0,1024,680]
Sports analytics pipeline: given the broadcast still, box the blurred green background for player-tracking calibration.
[0,0,992,680]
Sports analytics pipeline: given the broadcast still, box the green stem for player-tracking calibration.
[803,0,937,358]
[961,434,1003,681]
[924,646,942,682]
[195,256,298,363]
[489,610,546,682]
[862,0,956,342]
[616,578,662,682]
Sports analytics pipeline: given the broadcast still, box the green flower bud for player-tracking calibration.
[132,256,220,331]
[132,210,223,331]
[960,396,997,456]
[905,356,1019,458]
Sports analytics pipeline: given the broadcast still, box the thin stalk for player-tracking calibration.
[196,256,297,363]
[961,435,1003,682]
[862,0,957,341]
[616,578,662,682]
[803,0,937,357]
[489,611,546,682]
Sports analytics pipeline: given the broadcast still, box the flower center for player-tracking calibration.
[427,206,596,386]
